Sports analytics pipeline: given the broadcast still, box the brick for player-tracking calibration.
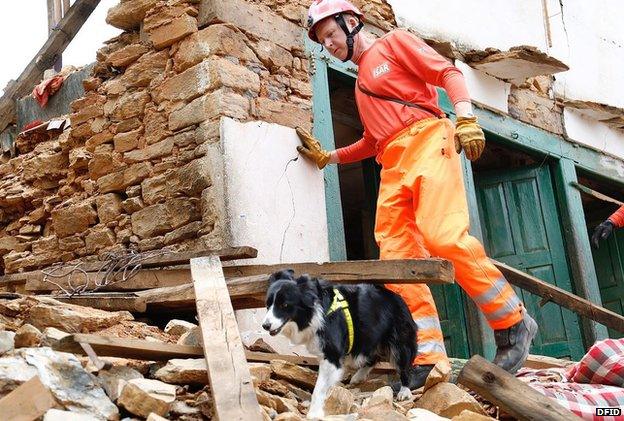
[154,57,259,104]
[253,40,293,70]
[97,162,152,193]
[106,0,159,31]
[96,193,124,224]
[131,198,201,238]
[70,103,104,125]
[149,14,198,50]
[114,128,143,153]
[51,203,98,238]
[121,51,168,89]
[107,44,149,68]
[88,150,115,180]
[144,104,172,145]
[123,137,174,163]
[85,130,114,152]
[169,89,249,131]
[199,0,302,51]
[85,226,116,254]
[254,97,312,130]
[173,24,258,72]
[112,90,151,121]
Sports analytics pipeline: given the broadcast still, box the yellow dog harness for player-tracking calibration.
[326,288,354,354]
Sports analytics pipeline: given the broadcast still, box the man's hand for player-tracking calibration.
[591,219,615,249]
[296,127,331,169]
[454,116,485,161]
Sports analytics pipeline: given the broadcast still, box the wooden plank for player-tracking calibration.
[0,376,56,421]
[571,181,624,206]
[554,159,609,343]
[191,256,262,420]
[493,259,624,333]
[524,354,575,370]
[53,333,396,373]
[458,355,582,421]
[25,268,192,293]
[54,334,205,360]
[222,258,454,284]
[0,0,101,132]
[23,258,454,293]
[12,246,257,290]
[51,293,147,312]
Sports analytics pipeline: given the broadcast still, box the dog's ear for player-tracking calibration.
[268,269,295,284]
[297,274,319,307]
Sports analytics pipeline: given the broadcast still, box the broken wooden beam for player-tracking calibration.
[222,258,453,283]
[191,255,263,420]
[7,246,256,291]
[52,333,396,372]
[524,354,575,370]
[0,0,101,132]
[50,293,147,312]
[21,258,454,294]
[458,355,582,421]
[54,334,204,360]
[493,259,624,333]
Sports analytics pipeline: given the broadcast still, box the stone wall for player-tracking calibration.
[0,0,395,275]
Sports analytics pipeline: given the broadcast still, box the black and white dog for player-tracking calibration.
[262,269,417,419]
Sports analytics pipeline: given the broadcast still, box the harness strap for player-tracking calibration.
[357,79,446,118]
[326,288,354,354]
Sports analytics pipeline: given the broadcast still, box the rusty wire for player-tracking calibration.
[42,249,169,297]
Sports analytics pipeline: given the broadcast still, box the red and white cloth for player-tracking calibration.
[567,339,624,387]
[516,339,624,420]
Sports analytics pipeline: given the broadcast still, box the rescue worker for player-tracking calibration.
[592,205,624,248]
[296,0,538,389]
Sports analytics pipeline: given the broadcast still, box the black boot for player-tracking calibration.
[391,364,435,394]
[493,311,538,374]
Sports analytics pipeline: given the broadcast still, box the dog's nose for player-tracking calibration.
[262,321,271,331]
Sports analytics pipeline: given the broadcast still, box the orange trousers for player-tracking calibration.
[375,118,524,366]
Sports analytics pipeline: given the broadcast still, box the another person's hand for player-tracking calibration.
[296,127,331,169]
[591,219,615,249]
[454,116,485,161]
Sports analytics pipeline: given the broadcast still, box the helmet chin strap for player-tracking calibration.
[334,13,363,62]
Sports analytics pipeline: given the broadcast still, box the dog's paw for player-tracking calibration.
[349,372,366,385]
[306,407,325,420]
[396,386,412,401]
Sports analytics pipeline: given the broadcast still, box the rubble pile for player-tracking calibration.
[0,294,495,420]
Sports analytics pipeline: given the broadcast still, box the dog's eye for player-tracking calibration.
[281,303,289,309]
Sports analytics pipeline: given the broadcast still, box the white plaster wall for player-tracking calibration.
[388,0,624,159]
[219,118,329,356]
[388,0,548,53]
[455,61,510,114]
[564,109,624,158]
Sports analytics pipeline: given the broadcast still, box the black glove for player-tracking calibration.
[591,220,615,249]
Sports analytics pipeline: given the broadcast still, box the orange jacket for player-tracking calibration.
[336,30,470,164]
[609,205,624,227]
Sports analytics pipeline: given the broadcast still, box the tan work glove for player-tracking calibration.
[296,127,331,169]
[454,116,485,161]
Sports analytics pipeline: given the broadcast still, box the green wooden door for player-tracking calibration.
[590,228,624,339]
[430,285,470,358]
[475,165,585,359]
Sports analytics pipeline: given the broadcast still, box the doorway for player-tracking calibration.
[578,171,624,339]
[473,141,585,359]
[326,68,470,358]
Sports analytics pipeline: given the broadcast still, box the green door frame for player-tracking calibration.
[306,35,613,352]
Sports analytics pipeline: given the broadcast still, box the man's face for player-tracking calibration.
[315,18,348,61]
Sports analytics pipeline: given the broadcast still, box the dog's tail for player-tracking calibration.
[388,309,417,372]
